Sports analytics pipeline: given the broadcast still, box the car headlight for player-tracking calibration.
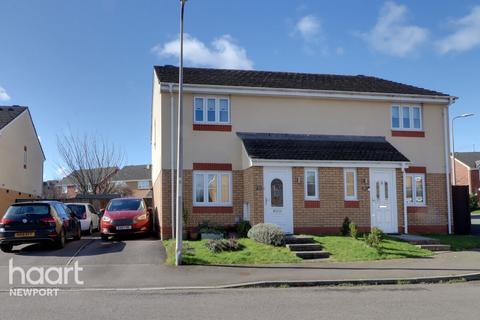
[0,228,5,232]
[102,216,112,223]
[134,214,147,222]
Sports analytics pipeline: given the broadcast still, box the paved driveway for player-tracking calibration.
[0,233,166,289]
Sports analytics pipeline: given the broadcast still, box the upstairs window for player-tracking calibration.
[137,180,151,190]
[193,97,230,124]
[392,106,422,130]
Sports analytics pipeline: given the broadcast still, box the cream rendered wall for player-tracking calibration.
[151,73,163,185]
[0,111,44,195]
[157,92,448,173]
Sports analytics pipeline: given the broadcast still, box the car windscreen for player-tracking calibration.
[66,205,86,219]
[4,204,51,219]
[107,199,141,212]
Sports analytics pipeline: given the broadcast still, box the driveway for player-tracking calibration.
[0,233,167,289]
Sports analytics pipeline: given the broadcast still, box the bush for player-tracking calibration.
[236,220,252,238]
[469,193,479,212]
[365,227,383,249]
[247,223,285,246]
[204,238,240,253]
[349,222,358,240]
[340,217,351,236]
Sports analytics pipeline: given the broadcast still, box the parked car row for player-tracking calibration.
[0,197,152,253]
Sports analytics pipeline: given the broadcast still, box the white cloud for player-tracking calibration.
[152,34,253,70]
[0,86,10,101]
[294,15,321,42]
[359,1,428,57]
[437,6,480,54]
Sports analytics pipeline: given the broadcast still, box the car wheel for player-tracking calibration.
[0,244,13,253]
[73,226,82,240]
[55,229,66,249]
[101,234,109,241]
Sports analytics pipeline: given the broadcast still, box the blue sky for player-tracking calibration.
[0,0,479,180]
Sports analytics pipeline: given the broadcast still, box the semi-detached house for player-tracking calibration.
[151,65,455,239]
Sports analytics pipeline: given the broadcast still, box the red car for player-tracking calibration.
[100,198,152,240]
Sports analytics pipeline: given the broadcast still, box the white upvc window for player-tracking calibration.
[344,168,358,200]
[61,186,68,194]
[193,171,232,206]
[406,173,426,206]
[304,168,319,200]
[137,180,151,190]
[391,105,422,130]
[193,96,230,124]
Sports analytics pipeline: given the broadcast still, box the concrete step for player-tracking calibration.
[295,251,330,259]
[287,243,323,252]
[285,236,315,244]
[408,239,441,245]
[390,234,441,245]
[417,244,451,252]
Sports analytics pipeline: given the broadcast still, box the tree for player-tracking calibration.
[57,131,124,195]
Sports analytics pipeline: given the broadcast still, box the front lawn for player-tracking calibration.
[426,235,480,251]
[163,236,432,265]
[313,236,432,262]
[471,210,480,216]
[163,239,302,265]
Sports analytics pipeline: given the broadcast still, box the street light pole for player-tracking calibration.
[175,0,187,266]
[451,113,475,185]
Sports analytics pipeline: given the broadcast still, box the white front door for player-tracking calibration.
[263,167,293,234]
[370,169,398,233]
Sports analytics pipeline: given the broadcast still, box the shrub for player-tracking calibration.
[349,222,358,240]
[469,193,479,212]
[204,239,240,253]
[247,223,285,246]
[340,217,351,236]
[236,220,252,238]
[365,227,383,249]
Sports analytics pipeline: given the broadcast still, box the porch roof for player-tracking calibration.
[237,132,409,163]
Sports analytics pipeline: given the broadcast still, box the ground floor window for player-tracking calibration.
[193,171,232,206]
[304,168,319,200]
[344,168,357,200]
[406,173,426,206]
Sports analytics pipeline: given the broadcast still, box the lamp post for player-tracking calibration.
[175,0,187,266]
[451,113,474,185]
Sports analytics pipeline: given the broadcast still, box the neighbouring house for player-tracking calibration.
[42,179,60,198]
[0,105,45,216]
[56,167,119,199]
[452,152,480,195]
[151,65,455,239]
[111,164,153,203]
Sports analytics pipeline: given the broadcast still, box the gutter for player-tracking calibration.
[401,163,408,234]
[444,97,457,234]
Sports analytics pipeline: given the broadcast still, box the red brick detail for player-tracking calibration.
[408,225,448,234]
[406,166,427,174]
[193,163,232,171]
[304,200,320,208]
[193,124,232,132]
[407,206,428,213]
[391,130,425,137]
[294,226,371,235]
[344,200,360,208]
[192,206,233,214]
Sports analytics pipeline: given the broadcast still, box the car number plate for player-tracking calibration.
[116,226,132,230]
[15,232,35,238]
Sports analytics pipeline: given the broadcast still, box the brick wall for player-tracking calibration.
[243,166,264,226]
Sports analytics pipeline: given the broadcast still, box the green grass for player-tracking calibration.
[471,210,480,215]
[313,236,432,262]
[163,239,302,265]
[426,235,480,251]
[164,236,432,265]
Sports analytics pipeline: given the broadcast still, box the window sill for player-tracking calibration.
[407,206,427,213]
[193,124,232,132]
[344,200,360,208]
[391,130,425,137]
[304,200,320,208]
[193,206,233,213]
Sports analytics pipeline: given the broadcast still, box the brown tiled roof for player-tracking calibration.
[154,65,448,97]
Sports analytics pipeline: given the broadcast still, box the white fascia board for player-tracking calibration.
[250,159,409,168]
[160,83,454,105]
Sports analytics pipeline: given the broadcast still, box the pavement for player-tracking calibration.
[1,232,480,290]
[2,283,480,320]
